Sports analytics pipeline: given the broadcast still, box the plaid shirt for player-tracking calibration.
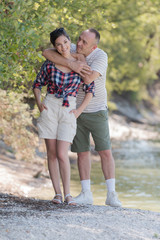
[33,60,94,107]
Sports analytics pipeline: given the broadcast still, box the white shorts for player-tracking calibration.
[37,94,77,143]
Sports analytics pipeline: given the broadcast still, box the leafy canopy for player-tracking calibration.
[1,0,160,101]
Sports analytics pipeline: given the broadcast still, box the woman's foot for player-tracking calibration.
[52,194,63,204]
[64,194,76,206]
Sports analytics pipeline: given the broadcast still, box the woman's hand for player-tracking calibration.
[33,88,48,113]
[38,102,48,113]
[69,109,81,119]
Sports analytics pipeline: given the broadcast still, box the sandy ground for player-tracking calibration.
[1,116,160,240]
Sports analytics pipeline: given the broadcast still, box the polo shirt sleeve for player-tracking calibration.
[90,50,108,76]
[32,60,49,90]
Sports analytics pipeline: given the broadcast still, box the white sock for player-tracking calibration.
[106,178,115,192]
[81,179,91,192]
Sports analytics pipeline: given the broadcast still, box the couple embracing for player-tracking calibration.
[33,27,121,207]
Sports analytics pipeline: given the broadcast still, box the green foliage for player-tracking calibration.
[0,0,54,92]
[1,0,160,161]
[1,0,160,98]
[99,0,160,100]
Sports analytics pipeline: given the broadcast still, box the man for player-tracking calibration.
[43,28,121,207]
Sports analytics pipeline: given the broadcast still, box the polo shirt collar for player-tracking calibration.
[86,47,99,60]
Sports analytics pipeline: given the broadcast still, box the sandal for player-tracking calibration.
[52,194,63,204]
[64,194,76,206]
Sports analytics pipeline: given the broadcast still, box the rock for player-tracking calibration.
[112,95,145,124]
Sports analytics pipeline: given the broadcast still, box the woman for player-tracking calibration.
[33,28,94,205]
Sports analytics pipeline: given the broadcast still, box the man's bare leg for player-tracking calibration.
[98,149,121,207]
[74,151,93,205]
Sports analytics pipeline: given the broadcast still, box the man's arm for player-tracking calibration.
[72,53,100,84]
[71,53,86,62]
[82,50,108,84]
[42,48,91,77]
[82,70,100,85]
[70,93,93,118]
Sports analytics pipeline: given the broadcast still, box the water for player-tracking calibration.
[33,139,160,212]
[70,140,160,212]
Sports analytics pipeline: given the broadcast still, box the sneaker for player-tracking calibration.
[105,191,122,207]
[74,191,93,205]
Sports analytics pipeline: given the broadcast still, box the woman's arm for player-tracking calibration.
[33,88,47,112]
[70,93,93,118]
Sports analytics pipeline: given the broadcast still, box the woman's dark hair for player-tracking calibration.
[50,28,70,46]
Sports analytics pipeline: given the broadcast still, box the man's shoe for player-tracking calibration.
[105,191,122,207]
[74,191,93,205]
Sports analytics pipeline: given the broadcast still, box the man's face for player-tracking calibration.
[76,31,97,57]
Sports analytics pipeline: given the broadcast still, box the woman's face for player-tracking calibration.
[55,35,71,57]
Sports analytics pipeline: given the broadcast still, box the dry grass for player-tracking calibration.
[0,89,39,161]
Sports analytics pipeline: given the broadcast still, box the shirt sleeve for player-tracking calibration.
[83,81,95,96]
[90,50,108,76]
[70,43,76,53]
[32,60,49,90]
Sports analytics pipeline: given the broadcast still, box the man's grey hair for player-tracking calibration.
[88,28,100,44]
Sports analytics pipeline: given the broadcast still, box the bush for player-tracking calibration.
[0,89,38,161]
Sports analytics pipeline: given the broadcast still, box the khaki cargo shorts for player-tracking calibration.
[37,94,77,143]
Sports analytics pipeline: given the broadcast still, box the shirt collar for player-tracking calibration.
[86,48,99,60]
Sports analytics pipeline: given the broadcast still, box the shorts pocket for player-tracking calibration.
[40,109,47,115]
[71,112,76,119]
[71,112,77,130]
[97,111,108,120]
[37,109,47,122]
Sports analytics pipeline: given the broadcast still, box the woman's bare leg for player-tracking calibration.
[56,140,75,205]
[56,140,71,197]
[45,139,62,196]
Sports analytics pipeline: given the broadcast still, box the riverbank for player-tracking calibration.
[1,193,160,240]
[1,114,160,239]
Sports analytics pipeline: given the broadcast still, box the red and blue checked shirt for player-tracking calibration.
[33,60,94,107]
